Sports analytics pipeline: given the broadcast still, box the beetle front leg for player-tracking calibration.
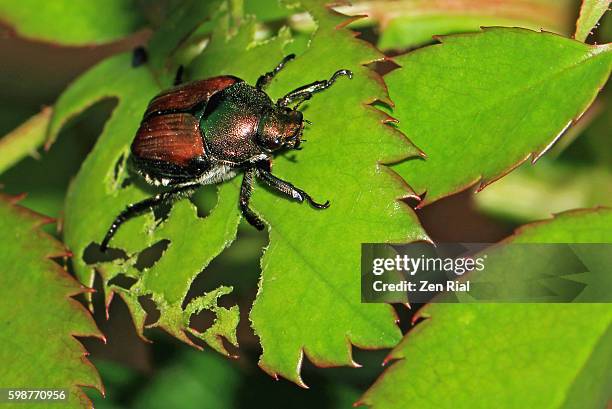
[255,162,330,209]
[277,69,353,108]
[256,54,296,90]
[240,168,265,230]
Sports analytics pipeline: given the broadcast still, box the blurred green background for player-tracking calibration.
[0,0,610,407]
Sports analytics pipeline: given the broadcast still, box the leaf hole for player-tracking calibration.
[180,227,265,311]
[134,239,170,271]
[190,184,218,218]
[216,293,236,310]
[83,242,127,265]
[138,295,160,326]
[108,273,138,290]
[188,309,216,333]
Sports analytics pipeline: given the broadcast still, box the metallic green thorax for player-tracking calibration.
[200,82,303,164]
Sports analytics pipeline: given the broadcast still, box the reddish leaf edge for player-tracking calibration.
[0,193,106,404]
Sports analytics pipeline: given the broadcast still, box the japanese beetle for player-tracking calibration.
[100,54,352,251]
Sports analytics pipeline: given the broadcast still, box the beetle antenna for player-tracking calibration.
[303,119,312,125]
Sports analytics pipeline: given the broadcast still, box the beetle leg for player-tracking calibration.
[277,69,353,108]
[173,65,185,86]
[132,46,148,68]
[100,183,198,252]
[255,162,330,209]
[240,168,265,230]
[256,54,296,90]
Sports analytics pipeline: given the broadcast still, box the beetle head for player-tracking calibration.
[255,107,304,152]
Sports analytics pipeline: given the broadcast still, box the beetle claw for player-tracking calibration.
[331,69,353,81]
[308,198,330,209]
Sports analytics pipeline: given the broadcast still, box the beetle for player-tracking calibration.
[100,53,352,251]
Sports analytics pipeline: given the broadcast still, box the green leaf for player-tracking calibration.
[360,208,612,409]
[191,1,427,383]
[0,0,146,46]
[387,28,612,205]
[575,0,611,42]
[48,3,241,354]
[341,0,575,50]
[0,107,51,174]
[0,194,103,408]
